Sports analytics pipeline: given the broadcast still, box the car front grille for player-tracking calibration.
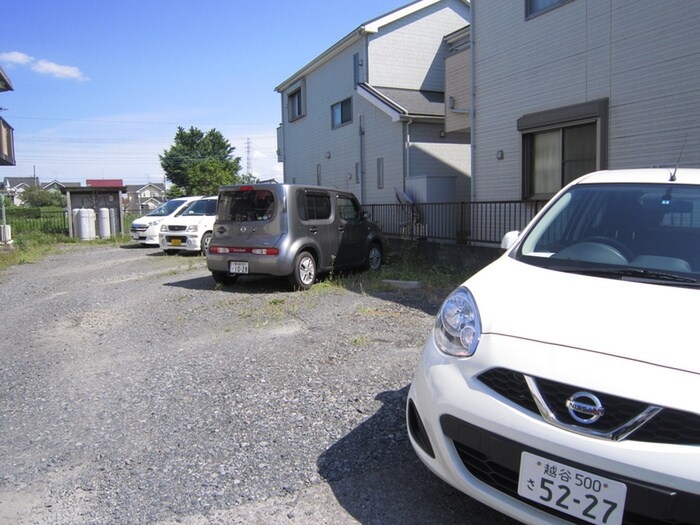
[441,415,699,525]
[478,368,699,445]
[167,225,187,232]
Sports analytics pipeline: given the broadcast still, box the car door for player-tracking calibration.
[299,190,337,270]
[334,194,365,267]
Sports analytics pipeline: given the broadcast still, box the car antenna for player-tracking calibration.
[670,139,687,182]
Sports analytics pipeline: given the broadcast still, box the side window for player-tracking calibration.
[299,191,332,221]
[338,195,360,221]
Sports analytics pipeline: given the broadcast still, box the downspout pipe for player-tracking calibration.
[469,7,477,202]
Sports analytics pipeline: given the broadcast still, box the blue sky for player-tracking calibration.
[1,0,404,186]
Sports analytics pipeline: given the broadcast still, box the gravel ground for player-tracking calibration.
[0,243,515,525]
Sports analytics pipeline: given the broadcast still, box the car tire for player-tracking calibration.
[201,232,212,256]
[289,251,316,291]
[365,243,382,271]
[211,271,238,286]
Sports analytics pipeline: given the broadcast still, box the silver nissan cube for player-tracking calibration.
[206,183,384,290]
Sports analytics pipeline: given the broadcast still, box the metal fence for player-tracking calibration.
[4,208,69,235]
[363,200,548,245]
[4,200,548,245]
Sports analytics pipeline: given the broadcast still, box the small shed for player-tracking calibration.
[62,185,126,238]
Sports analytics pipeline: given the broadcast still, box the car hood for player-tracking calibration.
[467,255,700,374]
[164,216,215,227]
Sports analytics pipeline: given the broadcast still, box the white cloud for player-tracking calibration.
[0,51,35,65]
[31,59,87,81]
[0,51,87,81]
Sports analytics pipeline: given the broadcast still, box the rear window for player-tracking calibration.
[217,190,275,222]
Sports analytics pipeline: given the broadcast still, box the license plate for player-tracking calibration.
[172,239,181,246]
[229,261,249,274]
[518,452,626,525]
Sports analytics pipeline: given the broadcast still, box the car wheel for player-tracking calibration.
[211,271,238,286]
[366,243,382,271]
[164,249,179,256]
[289,251,316,290]
[201,232,212,255]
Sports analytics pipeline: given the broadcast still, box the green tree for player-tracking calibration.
[20,186,66,208]
[159,126,243,196]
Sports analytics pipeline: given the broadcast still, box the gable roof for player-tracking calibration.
[0,65,13,92]
[358,84,445,122]
[275,0,468,93]
[2,176,40,189]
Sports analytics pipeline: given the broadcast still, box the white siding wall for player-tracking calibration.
[281,40,364,189]
[445,46,471,133]
[368,0,469,90]
[473,0,700,201]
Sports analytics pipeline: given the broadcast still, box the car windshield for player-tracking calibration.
[147,199,189,217]
[217,189,275,222]
[181,198,217,216]
[516,183,700,284]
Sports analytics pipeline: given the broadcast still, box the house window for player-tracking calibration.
[287,80,306,122]
[316,164,322,186]
[355,162,360,184]
[526,0,573,18]
[353,53,361,86]
[519,99,608,199]
[377,158,384,189]
[331,98,352,128]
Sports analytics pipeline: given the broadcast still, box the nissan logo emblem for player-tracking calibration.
[566,391,604,425]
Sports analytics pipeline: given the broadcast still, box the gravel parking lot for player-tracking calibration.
[0,244,514,525]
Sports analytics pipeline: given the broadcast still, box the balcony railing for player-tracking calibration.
[362,200,548,245]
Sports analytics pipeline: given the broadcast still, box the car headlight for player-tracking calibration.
[186,225,198,232]
[434,287,481,357]
[160,224,168,232]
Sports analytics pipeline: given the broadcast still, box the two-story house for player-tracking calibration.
[2,176,40,205]
[125,182,166,214]
[470,0,700,204]
[275,0,471,205]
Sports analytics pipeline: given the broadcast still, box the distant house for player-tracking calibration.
[275,0,471,205]
[1,176,40,205]
[43,180,81,193]
[470,0,700,203]
[125,183,166,214]
[0,65,15,167]
[86,179,124,188]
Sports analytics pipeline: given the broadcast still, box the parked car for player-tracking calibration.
[207,183,384,290]
[130,196,201,246]
[407,168,700,525]
[158,196,217,255]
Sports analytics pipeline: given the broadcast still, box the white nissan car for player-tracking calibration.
[407,169,699,525]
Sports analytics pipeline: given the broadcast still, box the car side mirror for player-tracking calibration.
[361,211,369,221]
[501,231,520,250]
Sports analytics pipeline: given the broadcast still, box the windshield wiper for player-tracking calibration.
[552,265,699,285]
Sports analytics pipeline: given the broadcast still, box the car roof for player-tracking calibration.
[574,168,700,186]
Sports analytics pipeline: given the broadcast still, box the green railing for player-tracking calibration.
[4,208,69,234]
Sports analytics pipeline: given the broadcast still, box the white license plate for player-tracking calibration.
[229,261,249,274]
[518,452,627,525]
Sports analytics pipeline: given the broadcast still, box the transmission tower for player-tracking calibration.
[246,138,253,176]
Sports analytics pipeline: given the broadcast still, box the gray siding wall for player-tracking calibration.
[368,0,470,90]
[472,0,700,201]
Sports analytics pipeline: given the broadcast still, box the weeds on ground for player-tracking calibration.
[0,232,131,272]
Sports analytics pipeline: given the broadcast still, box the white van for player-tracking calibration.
[158,196,218,255]
[129,196,201,246]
